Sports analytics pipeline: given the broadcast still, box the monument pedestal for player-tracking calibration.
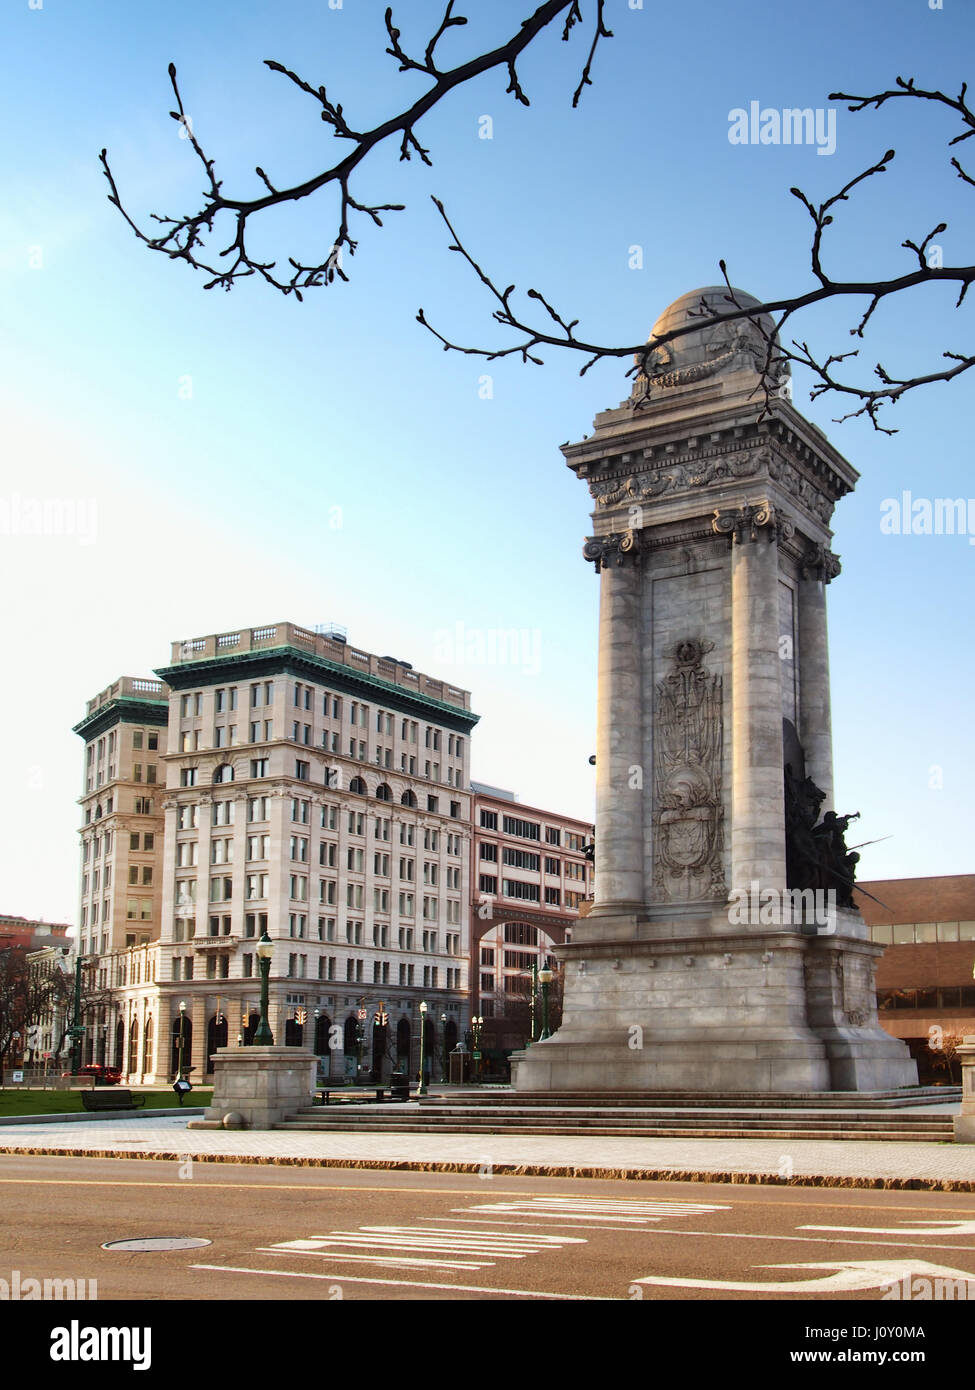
[511,911,916,1094]
[187,1046,317,1130]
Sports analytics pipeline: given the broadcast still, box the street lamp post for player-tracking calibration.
[529,959,538,1043]
[69,953,84,1077]
[176,1000,187,1079]
[417,1001,428,1096]
[538,964,554,1040]
[470,1014,483,1083]
[440,1012,448,1083]
[254,931,274,1044]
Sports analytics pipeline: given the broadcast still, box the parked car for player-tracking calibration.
[61,1063,122,1086]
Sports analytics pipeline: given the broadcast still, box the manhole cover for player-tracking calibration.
[101,1237,212,1253]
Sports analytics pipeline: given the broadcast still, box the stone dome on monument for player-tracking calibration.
[636,285,783,392]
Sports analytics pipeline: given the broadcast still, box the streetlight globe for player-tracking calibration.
[538,968,553,985]
[256,931,274,961]
[179,1000,187,1013]
[419,1001,427,1014]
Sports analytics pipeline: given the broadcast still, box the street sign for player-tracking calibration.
[472,1051,482,1060]
[357,1008,367,1020]
[11,1071,23,1083]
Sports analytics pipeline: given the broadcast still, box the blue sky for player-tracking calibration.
[2,0,972,923]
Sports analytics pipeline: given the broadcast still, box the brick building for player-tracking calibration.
[856,874,975,1083]
[471,783,593,1066]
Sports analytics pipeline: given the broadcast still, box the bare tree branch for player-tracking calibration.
[101,1,599,299]
[107,18,973,431]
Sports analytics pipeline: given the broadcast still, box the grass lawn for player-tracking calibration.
[0,1088,212,1116]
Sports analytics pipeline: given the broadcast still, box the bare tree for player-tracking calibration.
[103,5,973,429]
[0,948,59,1085]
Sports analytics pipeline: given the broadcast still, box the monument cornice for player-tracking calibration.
[565,403,857,513]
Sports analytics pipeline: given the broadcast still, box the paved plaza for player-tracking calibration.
[0,1108,972,1188]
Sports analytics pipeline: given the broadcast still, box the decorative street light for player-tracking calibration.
[254,931,274,1044]
[538,964,554,1040]
[176,1000,187,1079]
[470,1014,483,1083]
[440,1012,448,1083]
[417,1001,428,1096]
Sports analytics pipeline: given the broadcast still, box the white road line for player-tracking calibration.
[257,1248,489,1271]
[190,1264,612,1299]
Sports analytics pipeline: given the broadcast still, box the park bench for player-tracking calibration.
[80,1089,146,1112]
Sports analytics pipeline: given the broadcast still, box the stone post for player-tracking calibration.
[953,1037,975,1143]
[583,532,645,916]
[716,505,788,897]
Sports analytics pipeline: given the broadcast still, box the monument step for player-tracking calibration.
[291,1104,950,1127]
[274,1117,951,1141]
[419,1088,958,1110]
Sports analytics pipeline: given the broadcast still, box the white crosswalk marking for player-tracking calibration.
[454,1197,731,1224]
[263,1224,587,1273]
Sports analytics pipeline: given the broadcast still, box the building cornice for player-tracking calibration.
[73,698,168,742]
[154,646,480,734]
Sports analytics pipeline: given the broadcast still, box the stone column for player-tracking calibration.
[715,505,788,897]
[798,544,840,810]
[583,532,646,916]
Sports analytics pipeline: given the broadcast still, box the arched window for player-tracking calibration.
[128,1019,139,1076]
[349,776,366,796]
[214,763,234,783]
[206,1013,228,1070]
[396,1018,411,1063]
[400,790,417,808]
[314,1013,332,1055]
[95,803,103,820]
[343,1015,359,1056]
[375,783,392,802]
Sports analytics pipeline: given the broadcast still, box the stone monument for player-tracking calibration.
[511,287,916,1094]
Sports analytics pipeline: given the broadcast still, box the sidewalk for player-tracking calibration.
[0,1112,973,1190]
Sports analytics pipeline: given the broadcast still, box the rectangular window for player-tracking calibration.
[479,809,498,830]
[503,879,540,901]
[251,759,269,778]
[479,874,497,895]
[503,815,540,840]
[545,856,561,875]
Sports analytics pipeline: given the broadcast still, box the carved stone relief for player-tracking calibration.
[653,638,726,901]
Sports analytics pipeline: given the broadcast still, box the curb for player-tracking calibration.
[0,1109,204,1126]
[1,1145,974,1192]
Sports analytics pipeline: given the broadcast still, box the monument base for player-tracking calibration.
[511,913,917,1095]
[187,1045,317,1130]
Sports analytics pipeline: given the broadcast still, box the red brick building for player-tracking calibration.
[856,875,975,1083]
[470,783,593,1067]
[0,914,72,951]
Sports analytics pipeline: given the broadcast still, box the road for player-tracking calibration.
[2,1153,975,1304]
